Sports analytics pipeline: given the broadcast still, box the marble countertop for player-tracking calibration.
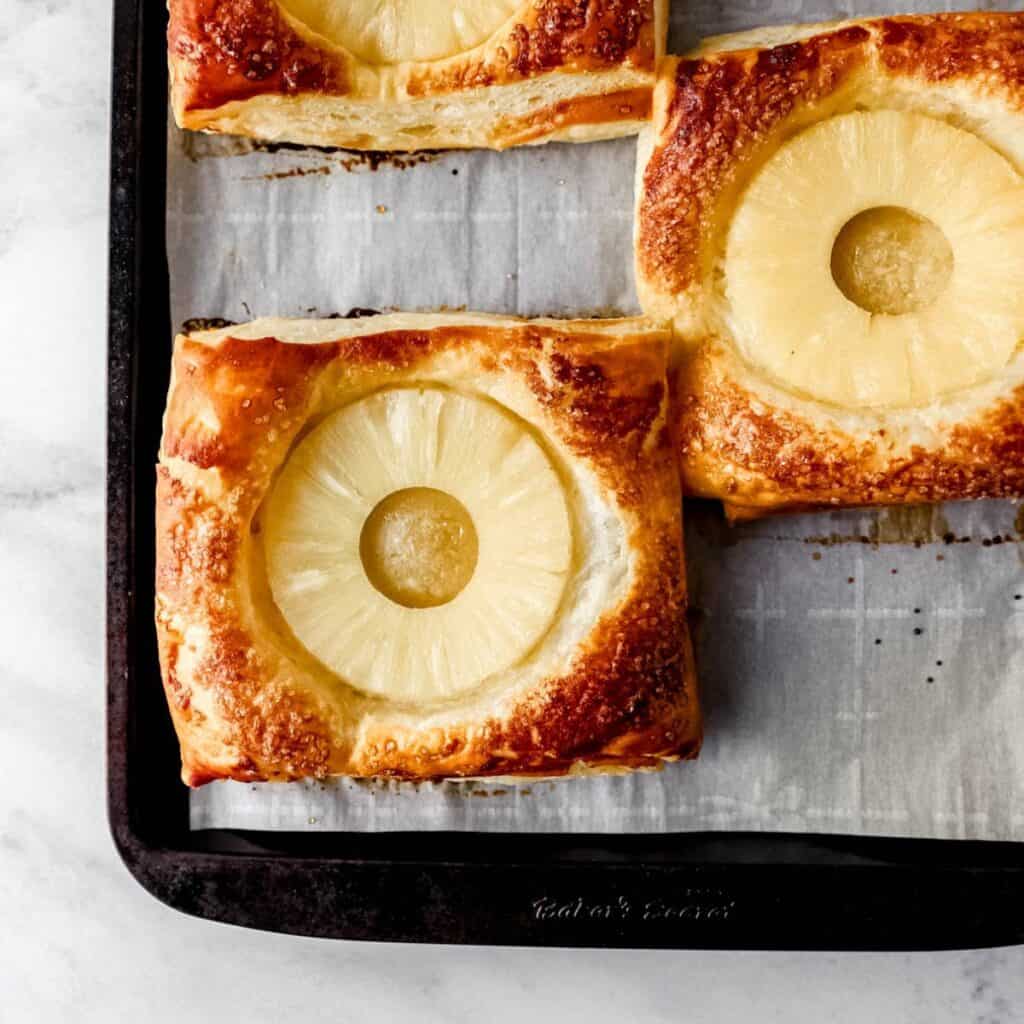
[2,0,1024,1018]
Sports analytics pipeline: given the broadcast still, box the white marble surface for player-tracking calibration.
[3,0,1024,1019]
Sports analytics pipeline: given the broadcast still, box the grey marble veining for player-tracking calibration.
[2,0,1024,1018]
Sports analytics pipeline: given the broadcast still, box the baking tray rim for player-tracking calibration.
[105,0,1024,949]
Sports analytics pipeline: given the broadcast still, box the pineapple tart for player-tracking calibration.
[155,313,701,784]
[634,13,1024,519]
[167,0,666,150]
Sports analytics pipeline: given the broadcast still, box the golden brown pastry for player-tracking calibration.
[156,313,701,784]
[168,0,666,150]
[634,13,1024,519]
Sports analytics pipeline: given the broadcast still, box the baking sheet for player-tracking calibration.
[170,0,1024,838]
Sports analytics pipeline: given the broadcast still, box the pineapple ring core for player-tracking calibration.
[831,206,954,317]
[274,0,521,65]
[724,110,1024,407]
[359,487,479,609]
[263,387,573,703]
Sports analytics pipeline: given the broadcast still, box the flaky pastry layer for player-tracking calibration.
[156,313,701,784]
[633,12,1024,518]
[169,0,666,149]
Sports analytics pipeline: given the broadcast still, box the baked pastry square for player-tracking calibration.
[168,0,666,150]
[635,13,1024,519]
[156,313,700,784]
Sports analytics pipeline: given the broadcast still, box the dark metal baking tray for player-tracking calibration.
[107,0,1024,947]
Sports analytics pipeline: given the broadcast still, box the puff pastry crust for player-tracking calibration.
[156,313,700,784]
[168,0,666,150]
[634,13,1024,519]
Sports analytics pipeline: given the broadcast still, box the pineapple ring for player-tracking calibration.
[263,387,573,703]
[724,110,1024,408]
[275,0,522,65]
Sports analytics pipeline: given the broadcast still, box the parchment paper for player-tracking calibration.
[170,0,1024,838]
